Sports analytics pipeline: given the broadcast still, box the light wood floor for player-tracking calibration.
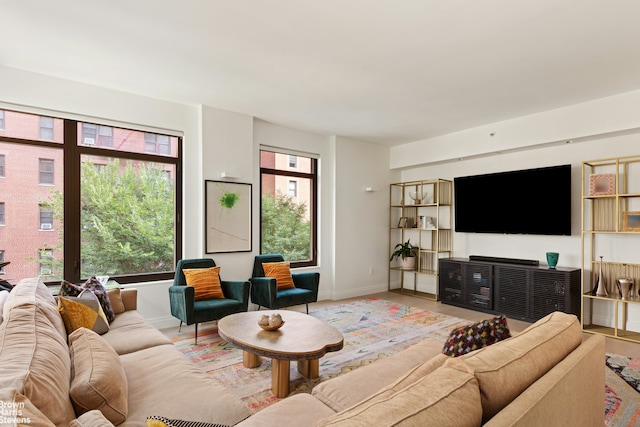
[161,290,640,358]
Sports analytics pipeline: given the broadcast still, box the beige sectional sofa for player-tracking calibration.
[0,277,606,426]
[237,311,606,427]
[0,277,251,426]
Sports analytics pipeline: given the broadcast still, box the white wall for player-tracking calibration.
[333,136,399,299]
[391,90,640,330]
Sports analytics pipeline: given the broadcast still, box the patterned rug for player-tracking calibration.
[172,297,469,413]
[172,298,640,424]
[605,353,640,426]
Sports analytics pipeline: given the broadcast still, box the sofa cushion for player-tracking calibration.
[444,311,583,423]
[70,409,116,427]
[234,394,335,427]
[442,315,511,357]
[0,300,76,426]
[262,261,295,290]
[0,388,56,427]
[107,288,127,314]
[312,338,447,412]
[101,310,173,355]
[316,366,483,427]
[69,327,128,425]
[58,291,110,335]
[183,266,225,300]
[120,344,250,426]
[60,278,116,323]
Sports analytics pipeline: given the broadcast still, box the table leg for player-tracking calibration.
[297,359,319,379]
[271,359,290,398]
[243,350,261,368]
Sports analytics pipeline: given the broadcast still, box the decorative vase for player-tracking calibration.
[546,252,559,269]
[594,256,608,297]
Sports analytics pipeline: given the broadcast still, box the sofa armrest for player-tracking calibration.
[120,288,138,311]
[249,277,278,306]
[168,285,195,324]
[292,272,319,292]
[221,280,250,307]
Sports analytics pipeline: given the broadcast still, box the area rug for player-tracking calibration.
[605,353,640,426]
[172,297,469,413]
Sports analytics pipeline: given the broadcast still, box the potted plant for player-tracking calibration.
[390,239,418,269]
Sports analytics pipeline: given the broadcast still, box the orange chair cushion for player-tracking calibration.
[262,261,296,290]
[182,267,225,300]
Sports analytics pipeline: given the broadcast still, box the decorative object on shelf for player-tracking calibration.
[589,173,615,196]
[258,313,284,331]
[546,252,559,269]
[616,277,634,300]
[593,256,608,296]
[418,215,425,228]
[622,211,640,231]
[409,190,427,205]
[390,239,418,270]
[426,216,436,229]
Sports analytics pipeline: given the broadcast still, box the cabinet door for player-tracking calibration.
[494,266,529,320]
[531,270,580,321]
[439,260,463,304]
[464,263,493,310]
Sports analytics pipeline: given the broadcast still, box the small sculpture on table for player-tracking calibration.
[258,313,285,331]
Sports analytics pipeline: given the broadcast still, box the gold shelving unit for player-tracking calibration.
[388,179,452,300]
[581,154,640,343]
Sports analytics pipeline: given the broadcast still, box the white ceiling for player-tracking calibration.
[2,1,640,145]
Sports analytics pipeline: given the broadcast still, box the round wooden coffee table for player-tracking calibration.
[218,310,344,398]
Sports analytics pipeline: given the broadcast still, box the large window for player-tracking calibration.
[0,110,182,284]
[260,149,317,267]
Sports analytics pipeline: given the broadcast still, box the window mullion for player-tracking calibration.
[63,120,81,283]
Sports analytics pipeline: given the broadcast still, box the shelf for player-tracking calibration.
[389,178,453,300]
[389,288,437,301]
[581,154,640,343]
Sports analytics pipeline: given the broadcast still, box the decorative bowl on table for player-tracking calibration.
[258,313,284,331]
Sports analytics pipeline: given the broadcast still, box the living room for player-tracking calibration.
[2,2,640,425]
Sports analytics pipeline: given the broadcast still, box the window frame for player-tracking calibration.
[259,149,317,268]
[0,112,182,285]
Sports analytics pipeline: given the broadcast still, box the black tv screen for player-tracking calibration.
[454,164,571,235]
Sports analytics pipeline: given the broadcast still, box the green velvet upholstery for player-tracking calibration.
[169,258,250,343]
[250,254,319,314]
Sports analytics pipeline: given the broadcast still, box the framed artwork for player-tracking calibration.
[205,180,252,253]
[589,173,615,196]
[623,211,640,232]
[397,217,407,228]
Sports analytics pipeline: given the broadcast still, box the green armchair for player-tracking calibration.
[169,258,249,343]
[249,254,319,314]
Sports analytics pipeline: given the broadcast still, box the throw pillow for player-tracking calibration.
[0,289,9,324]
[58,291,110,335]
[60,277,116,323]
[183,267,225,300]
[107,288,126,314]
[146,416,229,427]
[442,315,511,357]
[69,327,128,425]
[262,261,295,290]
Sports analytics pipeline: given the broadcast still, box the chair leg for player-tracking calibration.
[194,323,198,345]
[306,303,309,314]
[257,305,262,311]
[178,321,183,332]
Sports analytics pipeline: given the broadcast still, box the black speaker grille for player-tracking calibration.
[495,266,528,319]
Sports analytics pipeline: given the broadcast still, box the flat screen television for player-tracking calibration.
[454,164,571,235]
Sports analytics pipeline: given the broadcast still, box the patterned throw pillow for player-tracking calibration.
[262,261,296,290]
[58,291,110,335]
[146,416,228,427]
[442,315,511,357]
[182,267,225,300]
[60,277,116,323]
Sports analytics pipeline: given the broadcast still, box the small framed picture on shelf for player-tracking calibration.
[623,211,640,231]
[397,217,407,228]
[589,173,615,196]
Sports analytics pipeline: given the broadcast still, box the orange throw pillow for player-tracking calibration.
[263,261,296,290]
[182,267,225,300]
